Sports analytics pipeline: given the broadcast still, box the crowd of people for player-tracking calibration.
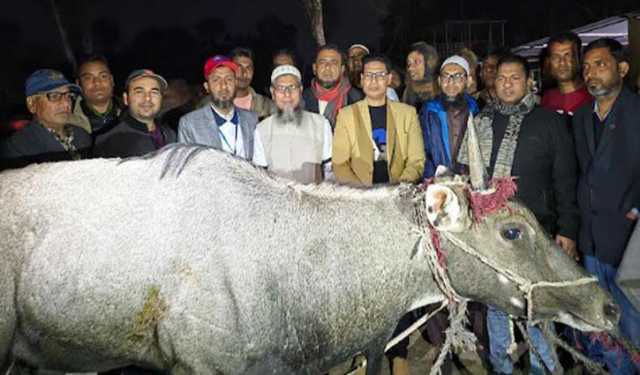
[0,32,639,375]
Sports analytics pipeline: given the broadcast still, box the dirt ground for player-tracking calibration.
[328,328,489,375]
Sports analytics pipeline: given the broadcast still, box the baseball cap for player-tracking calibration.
[271,65,302,84]
[125,69,168,91]
[25,69,80,97]
[203,55,238,79]
[440,55,470,76]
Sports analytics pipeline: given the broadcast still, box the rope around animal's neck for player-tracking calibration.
[413,219,478,375]
[440,231,598,321]
[440,230,640,365]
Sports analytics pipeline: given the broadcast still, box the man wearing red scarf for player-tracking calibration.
[303,44,363,128]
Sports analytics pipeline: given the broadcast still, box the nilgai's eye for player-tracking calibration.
[502,227,522,241]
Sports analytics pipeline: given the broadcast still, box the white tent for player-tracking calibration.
[512,16,630,60]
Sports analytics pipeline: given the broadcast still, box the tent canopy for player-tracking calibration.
[512,16,630,60]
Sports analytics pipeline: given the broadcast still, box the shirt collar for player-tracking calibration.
[211,105,238,127]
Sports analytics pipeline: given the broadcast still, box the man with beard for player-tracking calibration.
[541,32,592,117]
[333,55,424,187]
[230,47,275,120]
[94,69,175,158]
[392,56,482,375]
[421,55,479,178]
[402,41,440,110]
[178,55,258,160]
[252,65,332,184]
[573,38,640,375]
[459,54,578,375]
[69,55,123,138]
[302,44,363,128]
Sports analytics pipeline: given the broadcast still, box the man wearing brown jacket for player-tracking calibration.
[333,55,425,187]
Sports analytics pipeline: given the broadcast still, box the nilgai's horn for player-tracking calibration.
[467,117,489,191]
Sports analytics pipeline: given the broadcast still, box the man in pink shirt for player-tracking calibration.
[541,32,593,117]
[230,47,276,120]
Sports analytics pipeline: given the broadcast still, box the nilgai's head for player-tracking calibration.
[418,117,620,331]
[422,171,619,332]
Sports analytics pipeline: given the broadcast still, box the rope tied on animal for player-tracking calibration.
[442,232,598,322]
[412,177,608,374]
[412,197,478,375]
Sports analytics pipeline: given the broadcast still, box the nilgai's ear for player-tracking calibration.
[425,184,471,232]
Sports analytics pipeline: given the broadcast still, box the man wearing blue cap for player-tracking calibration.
[0,69,91,170]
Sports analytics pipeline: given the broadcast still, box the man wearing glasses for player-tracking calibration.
[252,65,333,184]
[0,69,91,170]
[421,55,480,178]
[332,55,424,187]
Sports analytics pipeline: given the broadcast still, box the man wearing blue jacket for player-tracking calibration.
[415,56,484,374]
[420,55,479,178]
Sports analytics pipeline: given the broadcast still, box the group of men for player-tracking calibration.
[0,34,638,375]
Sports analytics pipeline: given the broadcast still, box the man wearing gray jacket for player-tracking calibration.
[178,55,258,160]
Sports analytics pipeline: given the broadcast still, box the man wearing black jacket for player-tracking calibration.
[94,69,175,158]
[302,44,363,128]
[573,38,640,375]
[462,54,578,375]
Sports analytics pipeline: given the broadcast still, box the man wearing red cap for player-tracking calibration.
[177,55,258,160]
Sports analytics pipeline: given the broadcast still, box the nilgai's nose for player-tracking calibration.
[604,302,621,322]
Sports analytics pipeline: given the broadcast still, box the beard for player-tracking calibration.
[275,104,303,125]
[442,93,467,111]
[586,77,621,98]
[212,97,234,111]
[319,79,339,89]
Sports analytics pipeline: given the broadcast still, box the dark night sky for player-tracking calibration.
[2,0,387,65]
[0,0,637,110]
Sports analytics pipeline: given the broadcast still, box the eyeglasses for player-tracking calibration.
[363,71,389,82]
[273,84,300,94]
[39,91,77,103]
[440,72,467,83]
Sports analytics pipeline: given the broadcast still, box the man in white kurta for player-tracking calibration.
[253,65,333,184]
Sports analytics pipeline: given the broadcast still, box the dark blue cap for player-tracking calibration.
[25,69,80,97]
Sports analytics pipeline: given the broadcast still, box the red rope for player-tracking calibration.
[468,178,518,221]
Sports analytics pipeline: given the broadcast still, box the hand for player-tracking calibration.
[625,209,639,221]
[556,235,579,261]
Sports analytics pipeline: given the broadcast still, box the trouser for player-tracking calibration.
[486,306,556,374]
[579,255,640,375]
[386,306,451,374]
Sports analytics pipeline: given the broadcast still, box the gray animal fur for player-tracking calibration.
[0,145,618,374]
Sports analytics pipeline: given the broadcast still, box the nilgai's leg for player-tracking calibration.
[364,338,387,375]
